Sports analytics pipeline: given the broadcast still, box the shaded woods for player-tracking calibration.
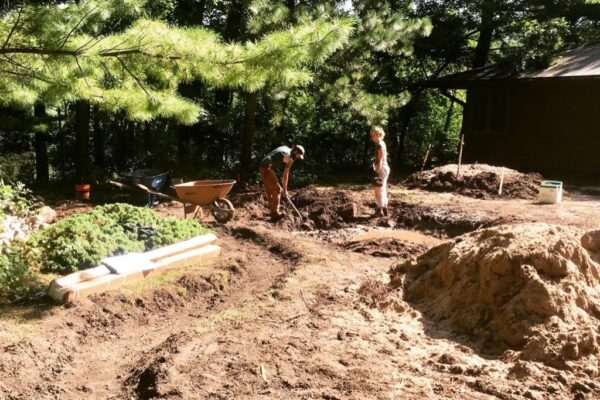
[1,0,600,186]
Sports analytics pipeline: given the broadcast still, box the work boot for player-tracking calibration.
[270,211,285,221]
[373,208,384,217]
[383,207,389,217]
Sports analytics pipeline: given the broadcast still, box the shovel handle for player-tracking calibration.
[276,183,302,218]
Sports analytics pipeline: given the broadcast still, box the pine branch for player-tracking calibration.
[57,4,100,50]
[75,56,92,90]
[0,68,54,84]
[2,5,23,50]
[99,49,182,59]
[0,55,53,83]
[0,47,82,56]
[116,56,150,97]
[225,28,340,66]
[76,35,103,52]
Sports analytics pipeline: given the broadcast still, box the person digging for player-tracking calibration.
[259,145,305,220]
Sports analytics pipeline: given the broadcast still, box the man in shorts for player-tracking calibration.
[259,145,305,219]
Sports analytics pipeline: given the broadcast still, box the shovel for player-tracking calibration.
[278,184,305,221]
[285,193,304,220]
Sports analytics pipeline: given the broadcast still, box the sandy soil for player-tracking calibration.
[2,184,600,399]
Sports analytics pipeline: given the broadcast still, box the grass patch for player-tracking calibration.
[0,303,55,340]
[117,262,214,299]
[194,308,246,334]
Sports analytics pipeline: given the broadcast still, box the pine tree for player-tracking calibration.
[0,0,352,124]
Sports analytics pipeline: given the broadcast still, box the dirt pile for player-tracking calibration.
[228,186,360,230]
[290,187,360,230]
[406,164,542,199]
[126,332,194,399]
[389,223,600,369]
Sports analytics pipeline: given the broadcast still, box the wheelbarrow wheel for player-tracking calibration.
[211,199,234,223]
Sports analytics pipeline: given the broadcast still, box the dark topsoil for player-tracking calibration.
[228,185,518,238]
[406,164,543,200]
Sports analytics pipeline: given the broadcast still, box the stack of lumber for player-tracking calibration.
[48,233,221,303]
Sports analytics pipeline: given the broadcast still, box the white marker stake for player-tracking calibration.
[498,167,505,195]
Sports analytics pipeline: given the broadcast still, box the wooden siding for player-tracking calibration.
[462,80,600,173]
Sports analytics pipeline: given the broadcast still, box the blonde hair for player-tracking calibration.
[371,126,385,139]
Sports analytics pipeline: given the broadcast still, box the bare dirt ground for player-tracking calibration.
[2,183,600,399]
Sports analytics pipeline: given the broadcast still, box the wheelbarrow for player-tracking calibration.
[173,180,236,223]
[123,169,170,207]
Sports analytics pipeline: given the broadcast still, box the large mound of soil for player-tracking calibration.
[389,223,600,369]
[406,164,542,199]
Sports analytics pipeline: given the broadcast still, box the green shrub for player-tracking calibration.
[0,153,35,184]
[27,211,144,274]
[0,181,32,219]
[0,246,36,301]
[26,203,210,274]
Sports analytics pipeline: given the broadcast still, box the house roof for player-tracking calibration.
[428,43,600,88]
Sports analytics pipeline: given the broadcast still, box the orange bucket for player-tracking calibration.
[75,184,91,200]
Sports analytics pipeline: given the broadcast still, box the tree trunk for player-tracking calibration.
[177,126,188,159]
[396,92,421,167]
[286,0,297,23]
[175,0,206,26]
[443,100,455,133]
[241,91,258,173]
[92,106,105,168]
[74,100,91,181]
[33,103,49,185]
[224,1,244,41]
[472,5,494,68]
[207,89,231,165]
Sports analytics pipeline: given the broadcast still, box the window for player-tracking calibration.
[471,88,508,134]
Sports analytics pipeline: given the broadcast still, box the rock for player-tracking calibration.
[547,384,559,394]
[36,206,57,224]
[524,390,543,400]
[449,365,463,374]
[557,374,569,386]
[336,202,358,221]
[508,361,534,380]
[437,353,457,365]
[571,381,592,393]
[585,380,596,389]
[376,218,396,228]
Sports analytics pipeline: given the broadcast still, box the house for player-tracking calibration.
[428,44,600,174]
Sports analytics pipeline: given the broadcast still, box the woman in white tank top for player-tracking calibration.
[370,126,390,217]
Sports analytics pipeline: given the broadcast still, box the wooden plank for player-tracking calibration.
[101,252,154,275]
[152,244,221,272]
[50,234,217,296]
[51,266,111,287]
[144,233,217,261]
[48,244,221,303]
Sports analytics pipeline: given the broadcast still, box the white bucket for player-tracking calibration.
[539,181,563,204]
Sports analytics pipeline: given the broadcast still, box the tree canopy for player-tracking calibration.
[0,0,352,123]
[1,0,599,185]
